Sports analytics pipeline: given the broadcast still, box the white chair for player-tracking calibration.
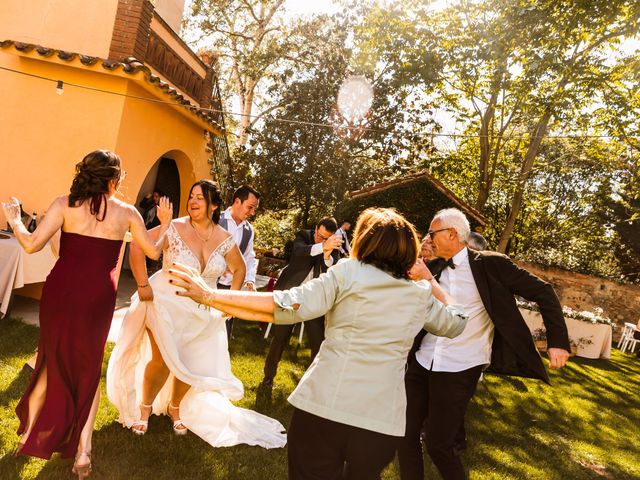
[264,321,305,345]
[617,323,634,348]
[619,322,640,353]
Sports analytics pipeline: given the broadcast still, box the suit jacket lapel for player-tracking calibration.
[468,248,493,314]
[427,257,447,281]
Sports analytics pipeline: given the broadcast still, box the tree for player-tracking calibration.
[187,0,291,148]
[410,0,640,252]
[605,164,640,282]
[242,7,439,227]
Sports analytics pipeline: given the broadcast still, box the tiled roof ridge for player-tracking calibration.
[1,39,224,132]
[349,169,487,226]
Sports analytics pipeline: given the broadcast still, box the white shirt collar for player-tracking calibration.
[222,207,244,227]
[450,246,468,268]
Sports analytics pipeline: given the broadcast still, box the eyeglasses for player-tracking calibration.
[426,228,451,239]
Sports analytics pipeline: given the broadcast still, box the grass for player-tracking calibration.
[0,316,639,479]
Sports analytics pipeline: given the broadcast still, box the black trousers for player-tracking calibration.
[288,408,399,480]
[397,361,483,480]
[263,317,325,382]
[216,283,234,341]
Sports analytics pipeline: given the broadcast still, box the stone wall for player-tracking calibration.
[515,260,640,342]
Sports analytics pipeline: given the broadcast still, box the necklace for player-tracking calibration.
[189,219,213,242]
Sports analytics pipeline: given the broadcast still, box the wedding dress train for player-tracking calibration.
[107,224,286,448]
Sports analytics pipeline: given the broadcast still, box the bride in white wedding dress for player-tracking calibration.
[107,180,286,449]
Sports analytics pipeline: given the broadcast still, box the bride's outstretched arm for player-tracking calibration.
[169,263,275,323]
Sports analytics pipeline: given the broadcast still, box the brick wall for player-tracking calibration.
[109,0,154,61]
[515,260,640,341]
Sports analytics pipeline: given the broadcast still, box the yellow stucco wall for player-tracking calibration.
[114,80,213,215]
[0,49,214,227]
[0,0,119,59]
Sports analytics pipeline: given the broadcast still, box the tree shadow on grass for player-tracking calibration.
[0,318,38,359]
[461,354,640,480]
[30,419,290,480]
[0,451,33,480]
[229,322,271,358]
[0,366,31,409]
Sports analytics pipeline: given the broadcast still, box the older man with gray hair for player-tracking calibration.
[466,231,488,251]
[398,208,570,480]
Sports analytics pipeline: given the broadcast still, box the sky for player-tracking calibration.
[284,0,341,17]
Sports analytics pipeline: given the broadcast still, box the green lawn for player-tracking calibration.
[1,317,639,479]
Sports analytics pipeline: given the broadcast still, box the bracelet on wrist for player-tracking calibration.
[137,283,149,288]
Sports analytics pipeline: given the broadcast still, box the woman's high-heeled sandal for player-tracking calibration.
[167,402,188,436]
[72,451,92,478]
[13,439,26,457]
[131,403,152,436]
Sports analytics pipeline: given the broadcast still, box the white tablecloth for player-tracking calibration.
[0,234,57,317]
[519,308,612,359]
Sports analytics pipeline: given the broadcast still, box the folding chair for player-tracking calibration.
[619,322,640,353]
[617,322,635,349]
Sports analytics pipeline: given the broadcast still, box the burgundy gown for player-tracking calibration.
[16,231,122,459]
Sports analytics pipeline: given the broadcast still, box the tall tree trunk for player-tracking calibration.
[476,90,498,211]
[237,79,257,147]
[475,62,507,212]
[497,111,552,252]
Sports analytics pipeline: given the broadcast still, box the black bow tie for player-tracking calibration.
[444,258,456,270]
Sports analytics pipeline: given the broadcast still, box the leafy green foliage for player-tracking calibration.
[252,209,299,251]
[239,10,437,228]
[185,0,640,278]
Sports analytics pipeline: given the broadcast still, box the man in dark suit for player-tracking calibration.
[260,217,342,388]
[398,208,570,480]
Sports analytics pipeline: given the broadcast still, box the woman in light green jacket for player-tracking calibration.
[169,208,468,480]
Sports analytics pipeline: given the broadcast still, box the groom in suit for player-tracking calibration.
[398,208,570,480]
[260,217,342,388]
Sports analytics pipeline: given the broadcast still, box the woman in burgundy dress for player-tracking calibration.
[1,150,172,478]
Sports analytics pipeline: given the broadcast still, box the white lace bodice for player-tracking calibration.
[162,223,235,288]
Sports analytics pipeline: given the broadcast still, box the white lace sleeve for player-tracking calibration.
[218,236,236,257]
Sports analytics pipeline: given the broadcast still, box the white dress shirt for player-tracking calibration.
[217,208,257,286]
[415,247,494,372]
[335,228,351,256]
[301,243,334,284]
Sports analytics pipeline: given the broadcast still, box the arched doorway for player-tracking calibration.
[136,156,181,220]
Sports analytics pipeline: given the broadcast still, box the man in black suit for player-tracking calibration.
[260,217,342,388]
[398,208,570,480]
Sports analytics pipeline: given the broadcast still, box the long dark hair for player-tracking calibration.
[68,150,122,221]
[187,180,223,224]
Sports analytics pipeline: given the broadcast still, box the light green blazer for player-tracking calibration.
[273,259,467,436]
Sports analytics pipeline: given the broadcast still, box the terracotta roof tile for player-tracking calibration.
[1,39,224,132]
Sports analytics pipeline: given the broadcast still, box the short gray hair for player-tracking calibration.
[432,208,471,243]
[467,232,488,250]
